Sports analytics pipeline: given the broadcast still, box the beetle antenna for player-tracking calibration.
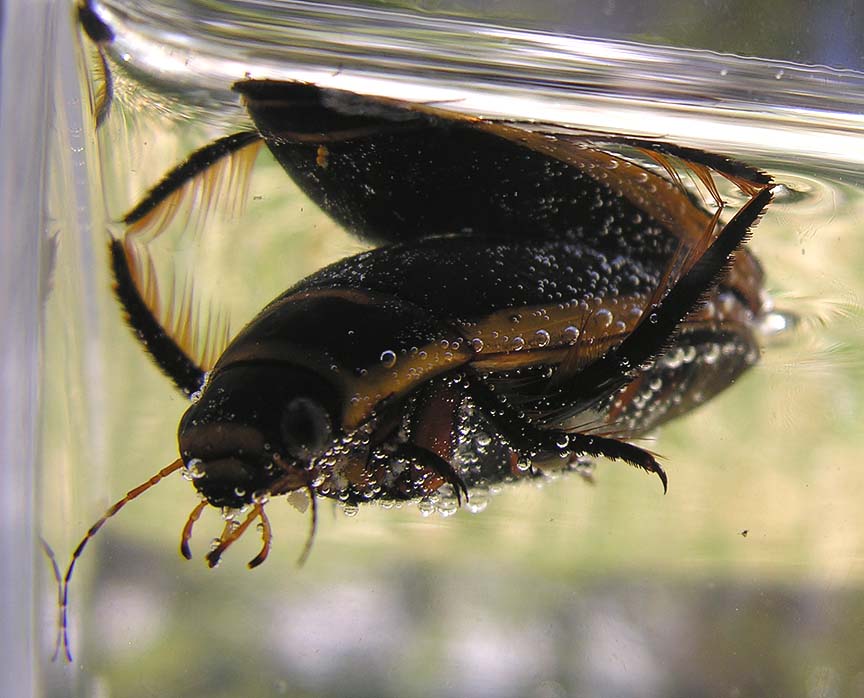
[180,500,208,560]
[296,484,318,567]
[38,537,63,661]
[59,457,184,662]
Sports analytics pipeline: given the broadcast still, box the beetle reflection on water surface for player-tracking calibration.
[57,56,776,659]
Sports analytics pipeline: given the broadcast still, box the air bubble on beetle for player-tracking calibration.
[437,496,458,517]
[183,458,205,480]
[593,309,613,328]
[380,349,397,368]
[759,310,797,337]
[342,503,359,518]
[466,489,490,514]
[563,326,580,344]
[535,329,551,347]
[512,336,525,351]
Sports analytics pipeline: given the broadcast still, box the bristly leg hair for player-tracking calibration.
[119,241,232,376]
[123,132,263,244]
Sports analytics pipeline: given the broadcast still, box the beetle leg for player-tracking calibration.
[549,186,774,417]
[295,484,318,567]
[205,503,265,568]
[123,131,262,241]
[392,442,469,505]
[179,499,208,560]
[247,507,273,569]
[466,378,667,491]
[403,379,470,503]
[109,240,207,396]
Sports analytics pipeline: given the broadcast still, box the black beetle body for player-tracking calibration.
[57,46,776,660]
[103,78,774,560]
[178,227,768,514]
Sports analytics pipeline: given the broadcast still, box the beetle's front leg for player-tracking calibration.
[466,377,667,492]
[391,442,469,504]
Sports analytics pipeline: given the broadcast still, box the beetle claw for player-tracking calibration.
[394,443,469,505]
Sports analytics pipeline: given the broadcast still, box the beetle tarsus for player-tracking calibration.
[180,500,207,560]
[247,507,272,569]
[395,442,469,505]
[295,485,318,567]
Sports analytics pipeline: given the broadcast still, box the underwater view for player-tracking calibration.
[38,2,864,697]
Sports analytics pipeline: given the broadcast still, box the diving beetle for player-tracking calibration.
[56,65,774,660]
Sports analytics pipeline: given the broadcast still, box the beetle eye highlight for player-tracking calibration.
[280,397,333,460]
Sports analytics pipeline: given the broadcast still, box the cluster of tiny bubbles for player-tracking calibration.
[340,502,360,518]
[221,506,244,523]
[464,487,489,514]
[415,496,437,517]
[182,457,205,480]
[436,490,460,517]
[567,455,596,481]
[188,371,212,403]
[702,343,722,365]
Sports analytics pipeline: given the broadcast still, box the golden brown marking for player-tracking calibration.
[316,144,329,168]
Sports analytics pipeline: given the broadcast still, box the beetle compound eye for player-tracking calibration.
[280,397,333,460]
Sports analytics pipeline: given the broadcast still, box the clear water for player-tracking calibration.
[40,2,864,697]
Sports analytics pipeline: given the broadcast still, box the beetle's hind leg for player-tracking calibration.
[466,378,667,491]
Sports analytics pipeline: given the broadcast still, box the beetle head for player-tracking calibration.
[178,363,340,509]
